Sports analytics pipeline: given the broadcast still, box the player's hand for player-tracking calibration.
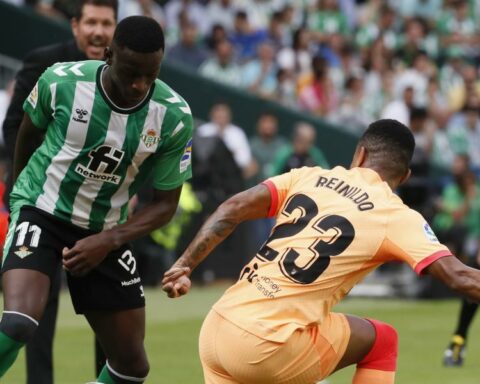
[62,232,115,277]
[162,266,191,298]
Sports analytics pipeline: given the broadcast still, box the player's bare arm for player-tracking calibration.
[162,183,271,298]
[63,187,182,276]
[426,256,480,302]
[13,114,43,182]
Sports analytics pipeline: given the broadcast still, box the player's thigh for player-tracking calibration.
[84,307,146,364]
[1,208,62,319]
[333,314,376,372]
[2,270,50,320]
[199,311,245,384]
[66,244,145,314]
[201,310,330,384]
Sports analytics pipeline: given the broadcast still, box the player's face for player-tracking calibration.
[71,5,116,60]
[108,47,163,105]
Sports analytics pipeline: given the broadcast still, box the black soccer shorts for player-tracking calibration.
[2,205,145,314]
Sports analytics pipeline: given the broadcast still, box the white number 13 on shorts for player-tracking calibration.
[118,250,136,275]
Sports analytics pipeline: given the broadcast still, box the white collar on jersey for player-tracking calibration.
[99,65,152,113]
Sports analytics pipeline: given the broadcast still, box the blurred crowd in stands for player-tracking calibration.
[5,0,480,171]
[1,0,480,286]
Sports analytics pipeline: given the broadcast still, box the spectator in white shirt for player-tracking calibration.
[381,86,415,126]
[204,0,236,32]
[197,103,257,178]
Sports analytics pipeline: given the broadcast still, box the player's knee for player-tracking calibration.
[358,319,398,371]
[0,311,38,343]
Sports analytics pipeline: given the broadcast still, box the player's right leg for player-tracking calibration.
[0,207,58,377]
[25,263,61,384]
[0,269,50,376]
[333,315,398,384]
[199,310,241,384]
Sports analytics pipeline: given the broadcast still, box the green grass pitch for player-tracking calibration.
[3,286,480,383]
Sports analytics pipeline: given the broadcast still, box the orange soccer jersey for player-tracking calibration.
[213,166,452,343]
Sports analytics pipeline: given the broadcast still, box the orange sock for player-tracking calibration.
[353,367,395,384]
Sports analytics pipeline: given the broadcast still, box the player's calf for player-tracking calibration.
[353,319,398,384]
[0,311,39,376]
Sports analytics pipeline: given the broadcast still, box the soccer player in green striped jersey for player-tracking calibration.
[0,16,192,383]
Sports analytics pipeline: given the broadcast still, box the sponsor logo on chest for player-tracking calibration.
[75,145,124,184]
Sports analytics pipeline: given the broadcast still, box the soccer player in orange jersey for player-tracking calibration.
[162,119,480,384]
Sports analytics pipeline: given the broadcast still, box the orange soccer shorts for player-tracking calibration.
[199,310,351,384]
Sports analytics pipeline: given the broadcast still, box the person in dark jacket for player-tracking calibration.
[1,1,117,383]
[270,122,329,176]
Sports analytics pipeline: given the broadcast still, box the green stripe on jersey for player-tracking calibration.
[69,109,127,229]
[35,81,96,216]
[93,100,168,230]
[88,107,147,231]
[53,83,111,221]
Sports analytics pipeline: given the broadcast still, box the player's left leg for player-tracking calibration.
[67,243,147,383]
[95,336,107,376]
[332,315,398,384]
[85,308,149,384]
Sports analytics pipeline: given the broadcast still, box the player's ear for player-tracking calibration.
[399,168,411,185]
[350,145,367,168]
[71,17,79,38]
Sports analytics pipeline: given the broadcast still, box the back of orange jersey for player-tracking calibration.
[213,166,451,342]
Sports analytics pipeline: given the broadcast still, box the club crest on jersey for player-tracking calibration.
[73,108,89,123]
[14,246,33,259]
[423,222,439,243]
[140,129,160,148]
[180,139,192,173]
[27,82,39,109]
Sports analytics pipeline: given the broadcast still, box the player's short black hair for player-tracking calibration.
[113,16,165,53]
[359,119,415,179]
[75,0,118,20]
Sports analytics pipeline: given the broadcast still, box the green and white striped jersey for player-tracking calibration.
[13,60,193,232]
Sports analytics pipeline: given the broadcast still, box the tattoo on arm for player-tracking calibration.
[175,183,272,272]
[182,217,238,269]
[212,219,237,237]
